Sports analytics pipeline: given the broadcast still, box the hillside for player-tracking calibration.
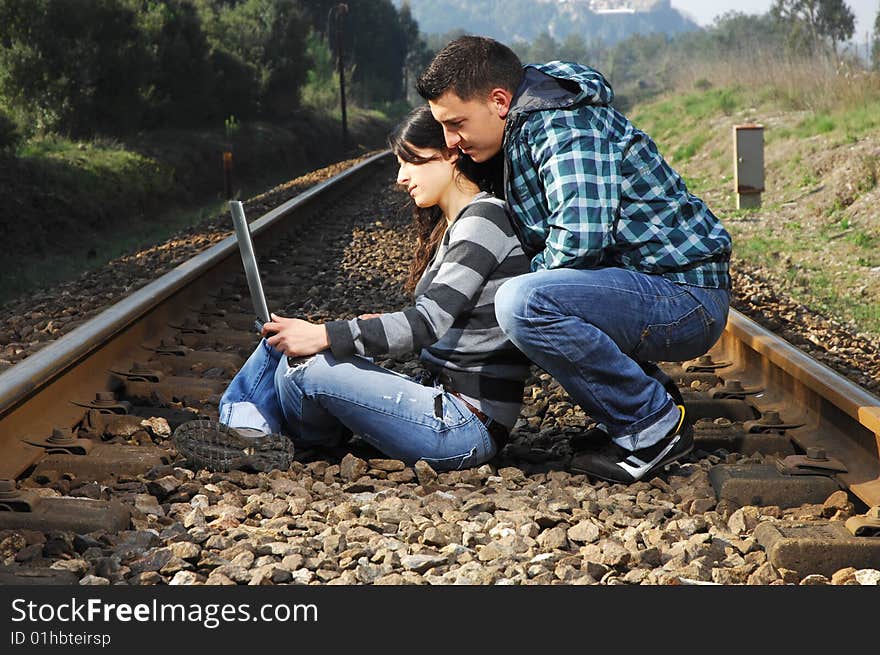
[628,75,880,338]
[0,110,392,304]
[395,0,699,43]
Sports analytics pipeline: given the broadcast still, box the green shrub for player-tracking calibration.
[0,0,150,136]
[302,31,340,113]
[0,110,21,151]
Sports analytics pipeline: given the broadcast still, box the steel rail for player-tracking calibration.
[0,150,391,478]
[712,308,880,506]
[0,149,878,509]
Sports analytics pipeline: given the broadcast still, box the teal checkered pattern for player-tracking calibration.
[505,61,731,289]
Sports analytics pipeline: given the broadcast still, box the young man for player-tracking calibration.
[417,36,732,484]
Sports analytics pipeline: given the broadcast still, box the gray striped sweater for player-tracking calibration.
[325,192,531,428]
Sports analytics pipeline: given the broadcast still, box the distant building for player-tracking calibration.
[551,0,671,14]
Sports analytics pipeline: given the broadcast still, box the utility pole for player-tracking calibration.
[334,3,349,151]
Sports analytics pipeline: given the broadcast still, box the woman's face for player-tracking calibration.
[395,144,458,208]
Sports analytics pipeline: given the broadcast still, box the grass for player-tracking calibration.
[1,200,227,303]
[848,230,876,249]
[0,107,394,306]
[673,133,711,163]
[16,135,175,207]
[731,235,787,263]
[636,57,880,339]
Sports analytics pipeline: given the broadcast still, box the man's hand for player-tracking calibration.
[357,313,382,320]
[263,313,330,356]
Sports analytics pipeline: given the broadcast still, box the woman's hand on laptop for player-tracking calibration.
[263,313,330,356]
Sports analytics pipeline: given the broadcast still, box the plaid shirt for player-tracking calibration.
[504,62,731,289]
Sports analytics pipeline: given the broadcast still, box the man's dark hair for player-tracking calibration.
[417,36,523,101]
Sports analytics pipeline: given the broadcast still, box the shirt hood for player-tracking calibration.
[509,61,614,116]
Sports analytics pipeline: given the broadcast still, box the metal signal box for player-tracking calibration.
[734,124,764,209]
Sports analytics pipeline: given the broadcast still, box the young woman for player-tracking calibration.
[173,105,530,472]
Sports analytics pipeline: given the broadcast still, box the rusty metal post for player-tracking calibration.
[335,3,349,151]
[223,151,234,200]
[733,124,764,210]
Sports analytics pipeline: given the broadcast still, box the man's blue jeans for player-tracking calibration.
[218,340,497,471]
[495,268,729,450]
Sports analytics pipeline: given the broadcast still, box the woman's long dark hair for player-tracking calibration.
[388,105,499,294]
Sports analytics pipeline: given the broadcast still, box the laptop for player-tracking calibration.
[228,200,271,334]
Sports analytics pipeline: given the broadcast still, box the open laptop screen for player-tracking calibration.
[229,200,271,332]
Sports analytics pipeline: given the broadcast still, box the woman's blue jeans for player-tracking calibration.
[218,340,497,471]
[495,267,729,450]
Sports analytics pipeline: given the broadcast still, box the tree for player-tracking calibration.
[194,0,310,119]
[771,0,855,54]
[817,0,855,52]
[872,4,880,69]
[558,33,589,64]
[261,0,311,117]
[527,33,560,64]
[399,1,431,104]
[136,0,215,127]
[0,0,150,136]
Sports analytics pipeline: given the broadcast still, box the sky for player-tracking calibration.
[671,0,877,40]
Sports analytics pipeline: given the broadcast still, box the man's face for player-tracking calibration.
[428,89,510,163]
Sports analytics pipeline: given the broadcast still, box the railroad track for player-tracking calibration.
[1,151,878,585]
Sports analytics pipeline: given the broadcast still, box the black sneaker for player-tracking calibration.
[569,405,693,483]
[172,418,294,472]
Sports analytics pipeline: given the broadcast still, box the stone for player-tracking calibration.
[147,475,182,499]
[536,527,568,551]
[567,521,600,544]
[421,528,448,548]
[289,568,315,585]
[368,459,406,472]
[141,417,171,439]
[256,542,299,558]
[798,574,830,585]
[388,469,416,483]
[340,453,368,481]
[356,559,387,584]
[159,556,190,575]
[711,567,748,585]
[79,575,111,586]
[599,540,631,568]
[727,507,761,535]
[280,554,305,571]
[622,568,650,584]
[131,572,165,585]
[190,494,210,509]
[401,553,446,574]
[631,546,662,568]
[497,467,526,482]
[134,494,165,517]
[169,541,201,561]
[272,568,293,584]
[169,571,201,585]
[477,542,506,563]
[259,498,289,519]
[822,490,853,518]
[183,508,206,528]
[414,460,438,486]
[689,498,716,515]
[15,543,43,563]
[462,498,496,514]
[205,572,236,585]
[830,567,858,585]
[374,573,409,585]
[128,549,173,575]
[855,569,880,586]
